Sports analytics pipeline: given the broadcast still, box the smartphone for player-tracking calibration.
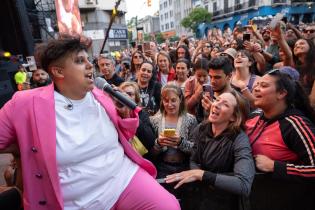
[143,42,150,52]
[137,44,143,52]
[163,129,176,137]
[270,13,284,30]
[203,84,214,100]
[282,17,288,24]
[243,33,251,42]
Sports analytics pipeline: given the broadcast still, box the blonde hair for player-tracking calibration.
[119,82,141,105]
[228,90,249,133]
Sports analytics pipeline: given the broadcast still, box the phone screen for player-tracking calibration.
[137,45,143,52]
[143,42,150,51]
[203,84,214,100]
[243,33,251,42]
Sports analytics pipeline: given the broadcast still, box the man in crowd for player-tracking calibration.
[30,68,51,88]
[98,54,124,86]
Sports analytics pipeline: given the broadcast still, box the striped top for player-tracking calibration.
[246,108,315,180]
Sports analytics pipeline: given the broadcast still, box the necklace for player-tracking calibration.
[63,96,74,110]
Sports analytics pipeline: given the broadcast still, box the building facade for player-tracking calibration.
[138,15,160,35]
[159,0,176,38]
[79,0,128,55]
[198,0,315,37]
[174,0,194,36]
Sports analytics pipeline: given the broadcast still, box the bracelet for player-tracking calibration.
[240,87,249,93]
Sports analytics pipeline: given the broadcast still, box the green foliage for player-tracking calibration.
[143,33,150,41]
[155,32,165,44]
[169,36,180,42]
[128,30,133,42]
[181,8,212,34]
[127,17,137,28]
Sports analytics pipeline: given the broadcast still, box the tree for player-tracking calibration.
[155,32,165,44]
[181,8,212,35]
[127,17,137,42]
[169,35,180,42]
[143,33,150,41]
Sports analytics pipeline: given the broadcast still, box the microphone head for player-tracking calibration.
[94,77,109,90]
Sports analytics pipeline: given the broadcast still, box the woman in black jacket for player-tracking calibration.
[165,90,255,210]
[119,81,155,160]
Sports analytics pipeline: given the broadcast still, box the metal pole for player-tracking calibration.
[136,16,138,43]
[99,0,122,54]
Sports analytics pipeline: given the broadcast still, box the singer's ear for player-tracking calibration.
[50,66,64,78]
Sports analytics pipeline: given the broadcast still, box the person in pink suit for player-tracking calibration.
[0,37,179,210]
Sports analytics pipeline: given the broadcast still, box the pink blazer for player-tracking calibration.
[0,84,156,210]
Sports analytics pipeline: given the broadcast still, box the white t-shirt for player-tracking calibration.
[54,91,138,210]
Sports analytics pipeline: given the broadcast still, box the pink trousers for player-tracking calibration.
[111,168,180,210]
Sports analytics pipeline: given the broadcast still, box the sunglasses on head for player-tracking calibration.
[303,29,315,34]
[266,68,280,75]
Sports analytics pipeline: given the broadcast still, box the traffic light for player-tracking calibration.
[147,0,151,7]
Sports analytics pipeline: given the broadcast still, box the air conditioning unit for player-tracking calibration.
[86,0,95,4]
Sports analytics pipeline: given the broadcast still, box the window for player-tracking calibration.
[170,21,174,28]
[164,1,167,8]
[165,13,168,19]
[169,0,172,5]
[170,11,173,17]
[213,2,217,11]
[166,23,169,30]
[160,4,163,10]
[162,25,164,31]
[160,15,163,21]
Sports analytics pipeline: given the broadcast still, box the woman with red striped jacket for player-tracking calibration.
[246,68,315,181]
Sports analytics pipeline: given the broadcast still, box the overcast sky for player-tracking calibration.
[125,0,159,21]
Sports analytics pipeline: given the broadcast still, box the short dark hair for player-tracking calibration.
[208,56,233,75]
[40,37,88,73]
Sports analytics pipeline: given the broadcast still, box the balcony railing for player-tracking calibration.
[212,0,259,17]
[272,0,287,3]
[292,0,313,2]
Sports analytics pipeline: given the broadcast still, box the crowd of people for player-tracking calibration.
[0,20,315,210]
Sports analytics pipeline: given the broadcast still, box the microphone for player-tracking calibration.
[94,77,138,110]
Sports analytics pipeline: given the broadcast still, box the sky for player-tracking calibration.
[125,0,159,21]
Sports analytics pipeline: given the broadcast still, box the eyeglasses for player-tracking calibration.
[223,44,230,47]
[303,29,315,34]
[205,45,211,48]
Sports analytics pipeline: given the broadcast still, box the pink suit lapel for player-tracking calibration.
[33,84,63,208]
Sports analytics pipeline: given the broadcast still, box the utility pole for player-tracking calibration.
[99,0,122,54]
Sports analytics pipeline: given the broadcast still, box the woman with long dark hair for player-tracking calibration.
[130,50,145,80]
[246,69,315,179]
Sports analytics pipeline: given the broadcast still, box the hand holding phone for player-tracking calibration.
[202,84,214,100]
[143,42,150,52]
[163,129,176,137]
[270,13,284,30]
[243,33,251,42]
